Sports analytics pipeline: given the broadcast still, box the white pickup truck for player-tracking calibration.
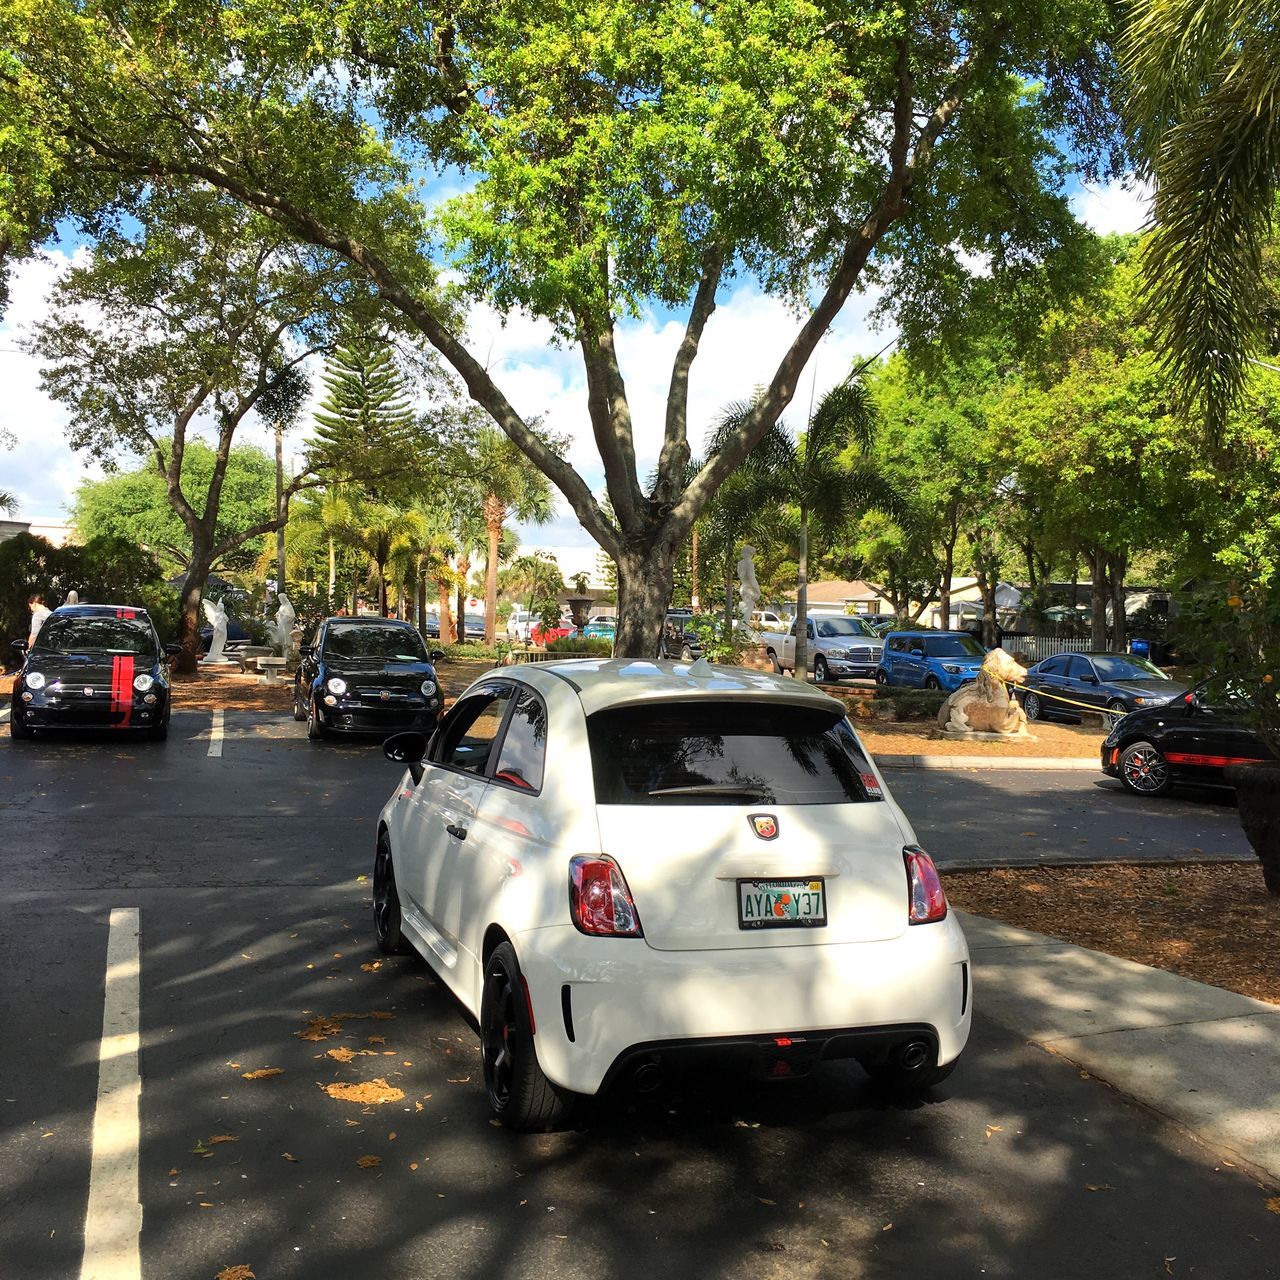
[764,614,884,683]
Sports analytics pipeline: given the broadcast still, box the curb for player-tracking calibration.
[876,754,1097,771]
[940,853,1253,872]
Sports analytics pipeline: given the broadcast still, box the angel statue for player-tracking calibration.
[265,593,298,659]
[201,596,231,663]
[737,544,761,626]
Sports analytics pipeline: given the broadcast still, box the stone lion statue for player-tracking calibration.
[937,648,1030,736]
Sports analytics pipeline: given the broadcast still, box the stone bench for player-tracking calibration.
[256,656,289,685]
[237,645,273,674]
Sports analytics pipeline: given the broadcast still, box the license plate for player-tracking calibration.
[737,878,827,930]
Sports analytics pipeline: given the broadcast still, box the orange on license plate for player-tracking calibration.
[737,878,827,930]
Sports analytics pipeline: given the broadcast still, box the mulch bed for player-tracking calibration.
[946,863,1280,1005]
[856,717,1104,758]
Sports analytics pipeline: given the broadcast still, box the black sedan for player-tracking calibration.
[1020,651,1187,727]
[1101,691,1272,796]
[295,617,445,741]
[9,604,176,740]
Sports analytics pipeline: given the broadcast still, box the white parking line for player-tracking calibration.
[0,706,9,724]
[81,907,142,1280]
[207,709,224,757]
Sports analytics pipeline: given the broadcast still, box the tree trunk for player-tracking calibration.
[275,417,286,594]
[436,581,456,644]
[417,570,427,634]
[351,566,359,616]
[794,508,810,680]
[456,554,470,644]
[175,544,215,675]
[376,560,388,617]
[1083,547,1109,652]
[939,504,958,630]
[327,536,336,604]
[1109,551,1128,651]
[483,500,503,646]
[690,525,700,610]
[613,544,679,658]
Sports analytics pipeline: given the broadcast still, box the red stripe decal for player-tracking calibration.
[111,655,135,727]
[1164,752,1264,768]
[115,608,137,620]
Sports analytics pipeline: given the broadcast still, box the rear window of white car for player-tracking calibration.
[587,702,883,806]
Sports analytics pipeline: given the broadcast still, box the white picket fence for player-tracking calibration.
[1001,635,1099,663]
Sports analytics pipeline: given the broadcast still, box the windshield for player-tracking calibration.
[923,634,985,658]
[815,617,876,639]
[34,615,156,657]
[587,702,882,806]
[1091,655,1168,681]
[324,623,428,662]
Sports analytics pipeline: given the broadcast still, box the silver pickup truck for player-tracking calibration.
[764,614,884,683]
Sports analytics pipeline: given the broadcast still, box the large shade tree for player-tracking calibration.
[6,1,1128,654]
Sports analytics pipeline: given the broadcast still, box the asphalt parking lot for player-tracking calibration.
[1,709,1275,1279]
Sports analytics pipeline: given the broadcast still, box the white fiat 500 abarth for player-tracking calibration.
[374,659,971,1130]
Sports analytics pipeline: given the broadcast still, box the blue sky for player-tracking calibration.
[0,173,1150,570]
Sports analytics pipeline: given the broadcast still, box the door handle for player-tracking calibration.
[446,823,468,841]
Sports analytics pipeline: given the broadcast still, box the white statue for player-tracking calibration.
[266,593,298,659]
[201,596,232,664]
[737,544,761,626]
[64,589,79,605]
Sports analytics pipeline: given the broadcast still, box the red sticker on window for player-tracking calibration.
[860,772,883,797]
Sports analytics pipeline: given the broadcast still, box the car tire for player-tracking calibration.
[293,680,308,722]
[1024,691,1042,721]
[372,834,413,955]
[924,675,941,691]
[1105,698,1129,729]
[680,644,694,661]
[8,706,31,739]
[1118,740,1171,797]
[148,708,170,742]
[814,656,829,684]
[767,648,782,674]
[481,941,571,1131]
[307,695,326,741]
[875,669,889,686]
[862,1054,957,1097]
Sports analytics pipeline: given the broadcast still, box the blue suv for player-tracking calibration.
[877,631,986,691]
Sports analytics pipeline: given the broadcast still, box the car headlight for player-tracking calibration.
[24,670,46,690]
[326,676,347,695]
[942,664,962,674]
[826,647,847,659]
[420,679,437,696]
[133,673,154,693]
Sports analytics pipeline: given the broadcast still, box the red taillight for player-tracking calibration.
[569,856,643,937]
[904,845,948,924]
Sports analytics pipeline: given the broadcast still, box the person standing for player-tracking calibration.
[27,593,50,646]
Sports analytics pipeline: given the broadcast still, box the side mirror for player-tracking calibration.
[1081,675,1099,685]
[910,647,924,658]
[384,730,429,785]
[430,649,445,662]
[300,645,315,659]
[164,642,182,656]
[11,638,28,654]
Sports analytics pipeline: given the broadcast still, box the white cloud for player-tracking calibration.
[1071,178,1153,237]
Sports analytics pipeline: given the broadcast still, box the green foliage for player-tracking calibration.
[1173,589,1280,754]
[73,442,277,575]
[872,687,950,720]
[440,641,500,662]
[547,635,612,656]
[0,533,171,648]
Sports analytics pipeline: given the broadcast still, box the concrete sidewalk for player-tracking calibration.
[960,910,1280,1184]
[878,754,1096,770]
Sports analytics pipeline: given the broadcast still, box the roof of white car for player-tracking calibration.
[519,658,845,717]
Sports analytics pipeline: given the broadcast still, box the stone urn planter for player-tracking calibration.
[1225,760,1280,894]
[566,595,592,628]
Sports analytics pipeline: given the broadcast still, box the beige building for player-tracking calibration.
[793,578,894,615]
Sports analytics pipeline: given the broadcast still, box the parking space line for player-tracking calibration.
[207,709,224,757]
[81,907,141,1280]
[0,706,9,723]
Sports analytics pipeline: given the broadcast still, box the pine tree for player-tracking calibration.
[307,338,417,501]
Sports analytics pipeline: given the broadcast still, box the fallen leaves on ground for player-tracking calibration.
[946,865,1280,1005]
[298,1010,395,1041]
[447,1076,472,1085]
[215,1267,255,1280]
[356,1155,382,1169]
[282,1152,298,1162]
[241,1068,284,1081]
[323,1079,405,1105]
[1266,1197,1280,1215]
[207,1135,238,1145]
[326,1047,357,1063]
[984,1125,1003,1139]
[1086,1184,1115,1192]
[167,1167,179,1177]
[361,961,382,972]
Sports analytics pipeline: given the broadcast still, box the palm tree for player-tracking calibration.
[712,379,905,681]
[470,428,554,644]
[1122,0,1280,433]
[331,501,423,617]
[285,484,355,603]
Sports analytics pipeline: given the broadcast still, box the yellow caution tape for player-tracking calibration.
[1002,680,1132,717]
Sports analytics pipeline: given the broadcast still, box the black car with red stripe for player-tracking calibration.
[9,605,175,740]
[1100,688,1272,797]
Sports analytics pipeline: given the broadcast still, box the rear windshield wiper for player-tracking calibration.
[647,783,772,798]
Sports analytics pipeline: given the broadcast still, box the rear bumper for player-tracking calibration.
[516,915,971,1095]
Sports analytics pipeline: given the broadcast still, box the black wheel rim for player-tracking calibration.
[1107,701,1126,727]
[481,962,518,1109]
[1122,746,1168,793]
[816,660,827,681]
[1026,693,1040,719]
[373,842,395,941]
